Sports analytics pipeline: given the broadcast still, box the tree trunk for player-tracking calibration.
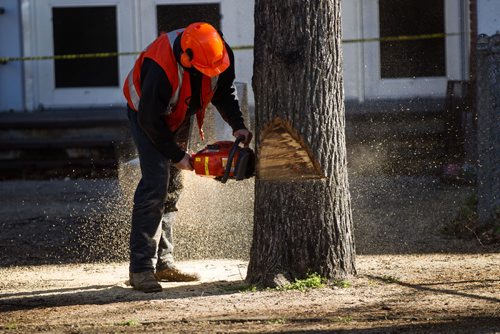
[246,0,356,287]
[476,34,500,224]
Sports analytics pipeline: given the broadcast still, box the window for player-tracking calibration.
[156,4,220,35]
[379,0,445,78]
[52,6,119,88]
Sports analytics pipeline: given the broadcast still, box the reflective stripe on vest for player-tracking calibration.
[211,76,218,91]
[166,30,184,113]
[166,30,220,113]
[126,71,140,110]
[126,30,184,113]
[126,29,220,116]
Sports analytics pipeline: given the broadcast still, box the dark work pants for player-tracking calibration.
[127,107,190,273]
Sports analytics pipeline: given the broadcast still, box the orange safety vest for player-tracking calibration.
[123,29,219,140]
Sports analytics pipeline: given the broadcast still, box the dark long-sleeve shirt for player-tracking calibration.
[136,36,246,163]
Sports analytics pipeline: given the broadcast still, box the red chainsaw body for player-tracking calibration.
[192,141,240,178]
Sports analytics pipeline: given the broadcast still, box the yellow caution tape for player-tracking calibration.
[343,32,461,44]
[0,32,461,64]
[0,51,139,64]
[231,45,254,51]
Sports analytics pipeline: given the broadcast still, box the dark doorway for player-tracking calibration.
[156,3,221,35]
[52,6,119,88]
[379,0,446,78]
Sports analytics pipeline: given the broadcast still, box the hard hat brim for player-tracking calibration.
[192,47,230,77]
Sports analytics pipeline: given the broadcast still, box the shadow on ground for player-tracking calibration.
[1,280,498,333]
[0,280,242,312]
[270,317,499,334]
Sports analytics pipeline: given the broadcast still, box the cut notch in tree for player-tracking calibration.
[259,118,324,181]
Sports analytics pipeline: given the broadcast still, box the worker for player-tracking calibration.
[123,22,252,292]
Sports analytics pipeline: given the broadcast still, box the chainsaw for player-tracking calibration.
[191,136,255,183]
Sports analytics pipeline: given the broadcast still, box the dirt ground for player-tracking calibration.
[0,255,498,333]
[0,174,499,333]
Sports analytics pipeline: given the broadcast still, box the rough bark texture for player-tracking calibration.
[247,0,356,287]
[476,34,500,224]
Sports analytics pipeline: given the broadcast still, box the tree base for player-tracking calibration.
[246,179,356,288]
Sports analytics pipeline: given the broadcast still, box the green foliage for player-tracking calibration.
[331,279,352,288]
[443,192,500,244]
[329,316,353,323]
[380,275,400,284]
[279,273,326,292]
[267,318,287,324]
[454,193,477,223]
[225,274,350,293]
[494,207,500,234]
[117,319,139,326]
[4,323,17,330]
[494,223,500,234]
[442,192,478,236]
[464,192,478,207]
[239,285,258,293]
[457,193,478,222]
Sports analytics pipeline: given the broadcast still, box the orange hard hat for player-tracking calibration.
[180,22,230,77]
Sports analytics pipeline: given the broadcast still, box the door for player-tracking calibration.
[362,0,465,99]
[25,0,136,109]
[136,0,221,50]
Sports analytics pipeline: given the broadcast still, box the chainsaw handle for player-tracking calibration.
[233,135,246,147]
[221,136,245,184]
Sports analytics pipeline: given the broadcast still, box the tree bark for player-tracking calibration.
[247,0,356,287]
[476,34,500,225]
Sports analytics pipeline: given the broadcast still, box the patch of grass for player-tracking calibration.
[331,279,352,288]
[279,273,326,292]
[329,316,353,323]
[117,319,140,326]
[380,275,400,284]
[239,285,258,293]
[442,192,500,245]
[456,192,477,219]
[442,193,478,237]
[226,274,350,293]
[267,318,287,325]
[494,222,500,234]
[4,323,17,330]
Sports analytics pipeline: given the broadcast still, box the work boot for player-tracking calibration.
[155,267,200,282]
[129,271,163,293]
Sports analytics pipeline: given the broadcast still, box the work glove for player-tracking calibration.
[174,152,194,171]
[233,129,253,148]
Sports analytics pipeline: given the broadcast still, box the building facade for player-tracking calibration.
[0,0,497,112]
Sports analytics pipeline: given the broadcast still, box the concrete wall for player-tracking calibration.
[0,0,24,111]
[1,0,481,110]
[477,0,500,35]
[220,0,362,102]
[341,0,363,101]
[219,0,363,102]
[220,0,254,104]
